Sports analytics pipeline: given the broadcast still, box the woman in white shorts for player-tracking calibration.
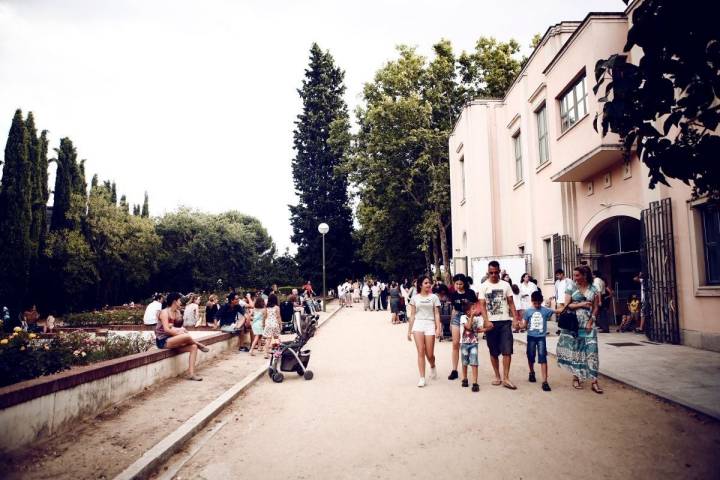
[407,276,442,387]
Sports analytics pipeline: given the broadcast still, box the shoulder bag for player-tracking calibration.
[557,306,579,336]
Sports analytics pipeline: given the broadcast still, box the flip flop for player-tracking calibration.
[491,379,502,386]
[503,381,517,390]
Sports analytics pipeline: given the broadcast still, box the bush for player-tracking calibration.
[54,331,154,366]
[0,328,73,387]
[278,285,300,295]
[62,307,144,327]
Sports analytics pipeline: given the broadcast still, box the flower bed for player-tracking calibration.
[0,328,154,387]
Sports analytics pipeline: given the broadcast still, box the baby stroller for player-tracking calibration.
[268,310,318,383]
[279,300,296,334]
[439,300,453,341]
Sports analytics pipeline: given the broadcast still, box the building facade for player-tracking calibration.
[448,2,720,352]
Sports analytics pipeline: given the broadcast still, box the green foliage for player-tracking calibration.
[141,191,149,218]
[0,328,73,387]
[53,330,153,366]
[0,109,33,311]
[44,228,99,311]
[62,307,145,327]
[351,37,523,278]
[290,44,356,287]
[593,0,720,199]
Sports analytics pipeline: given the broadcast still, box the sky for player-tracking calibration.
[0,0,623,252]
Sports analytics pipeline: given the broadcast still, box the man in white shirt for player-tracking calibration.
[342,280,353,307]
[361,282,371,311]
[478,261,520,389]
[371,282,381,311]
[143,294,164,326]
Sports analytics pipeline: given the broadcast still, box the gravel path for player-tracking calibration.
[173,305,720,480]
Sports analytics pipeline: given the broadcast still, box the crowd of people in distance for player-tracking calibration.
[143,285,318,381]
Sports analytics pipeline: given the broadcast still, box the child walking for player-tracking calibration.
[460,304,492,392]
[263,294,281,359]
[522,291,553,391]
[249,296,265,356]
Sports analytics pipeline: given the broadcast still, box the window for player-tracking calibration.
[459,155,466,202]
[559,75,587,132]
[536,105,549,165]
[543,238,553,280]
[513,131,522,183]
[701,205,720,285]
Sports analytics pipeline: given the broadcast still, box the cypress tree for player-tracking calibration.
[119,194,129,213]
[0,109,32,311]
[26,114,50,267]
[289,44,355,287]
[50,138,76,231]
[110,181,117,205]
[141,191,149,218]
[133,204,141,216]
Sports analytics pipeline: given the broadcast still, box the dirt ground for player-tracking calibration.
[1,345,266,480]
[172,306,720,480]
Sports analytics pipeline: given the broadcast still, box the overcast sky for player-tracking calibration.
[0,0,622,252]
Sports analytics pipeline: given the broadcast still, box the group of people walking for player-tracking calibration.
[405,261,604,394]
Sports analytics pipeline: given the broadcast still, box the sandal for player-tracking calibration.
[187,375,203,381]
[573,378,583,389]
[503,381,517,390]
[491,379,503,386]
[591,382,604,394]
[198,345,209,353]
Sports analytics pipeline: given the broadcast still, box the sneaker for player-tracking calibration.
[529,372,536,383]
[238,346,249,352]
[448,370,459,380]
[542,381,551,392]
[417,377,426,388]
[461,378,469,388]
[471,383,480,392]
[430,367,437,380]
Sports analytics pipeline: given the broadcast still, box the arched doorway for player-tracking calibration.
[585,216,642,324]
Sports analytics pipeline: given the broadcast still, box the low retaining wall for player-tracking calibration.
[0,332,236,452]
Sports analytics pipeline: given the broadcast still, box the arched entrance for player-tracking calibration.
[584,216,642,324]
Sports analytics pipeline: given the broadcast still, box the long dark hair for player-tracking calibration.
[452,273,468,291]
[266,293,279,308]
[416,275,432,292]
[574,265,593,285]
[163,292,182,309]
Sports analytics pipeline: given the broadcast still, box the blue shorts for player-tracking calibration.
[451,312,462,327]
[527,336,547,364]
[461,343,478,366]
[156,337,168,349]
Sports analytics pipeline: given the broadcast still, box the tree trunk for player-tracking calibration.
[423,243,432,277]
[437,213,451,284]
[432,234,441,280]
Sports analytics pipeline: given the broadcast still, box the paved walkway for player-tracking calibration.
[171,306,720,479]
[513,322,720,420]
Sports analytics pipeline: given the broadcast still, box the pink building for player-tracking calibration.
[449,1,720,352]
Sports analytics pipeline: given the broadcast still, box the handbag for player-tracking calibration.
[557,307,579,335]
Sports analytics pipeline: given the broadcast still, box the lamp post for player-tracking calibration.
[318,222,329,312]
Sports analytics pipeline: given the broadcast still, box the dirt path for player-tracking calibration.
[1,345,266,480]
[173,306,720,480]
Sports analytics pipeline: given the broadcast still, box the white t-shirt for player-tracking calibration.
[410,293,440,323]
[143,300,162,325]
[362,284,370,296]
[555,278,573,305]
[371,285,380,296]
[478,280,514,322]
[518,282,538,310]
[593,277,606,295]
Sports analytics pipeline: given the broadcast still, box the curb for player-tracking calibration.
[511,336,720,421]
[113,303,344,480]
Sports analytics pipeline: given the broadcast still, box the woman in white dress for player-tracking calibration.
[517,274,538,332]
[183,294,201,327]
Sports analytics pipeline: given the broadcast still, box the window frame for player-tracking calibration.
[459,155,466,203]
[701,204,720,285]
[512,130,523,184]
[536,104,549,166]
[559,75,587,133]
[543,238,553,280]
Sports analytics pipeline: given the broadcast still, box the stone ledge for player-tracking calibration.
[0,332,231,410]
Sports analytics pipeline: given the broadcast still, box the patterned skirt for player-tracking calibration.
[263,319,280,338]
[556,309,599,380]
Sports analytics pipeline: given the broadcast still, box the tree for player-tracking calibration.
[593,0,720,199]
[25,114,49,277]
[289,44,355,287]
[351,38,524,278]
[0,109,32,311]
[50,138,78,231]
[141,192,149,218]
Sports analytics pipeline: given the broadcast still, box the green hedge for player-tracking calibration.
[62,308,144,327]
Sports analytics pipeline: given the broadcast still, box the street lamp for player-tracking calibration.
[318,222,329,312]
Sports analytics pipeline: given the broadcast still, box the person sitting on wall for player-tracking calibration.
[155,292,210,381]
[217,292,250,352]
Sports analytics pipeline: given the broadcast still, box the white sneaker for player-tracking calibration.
[417,377,426,388]
[430,367,437,380]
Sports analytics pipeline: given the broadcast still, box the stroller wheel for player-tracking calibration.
[303,370,314,380]
[296,368,304,376]
[272,372,284,383]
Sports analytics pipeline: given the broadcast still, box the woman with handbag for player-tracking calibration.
[556,266,603,394]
